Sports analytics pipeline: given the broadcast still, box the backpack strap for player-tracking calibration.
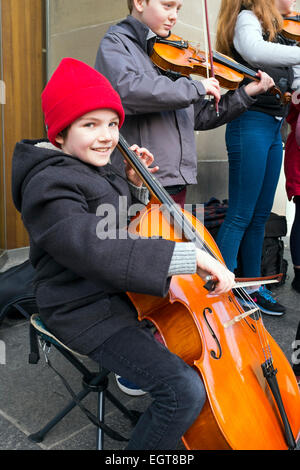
[29,322,40,364]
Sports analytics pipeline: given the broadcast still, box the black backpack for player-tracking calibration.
[0,259,37,324]
[193,200,288,285]
[261,213,288,286]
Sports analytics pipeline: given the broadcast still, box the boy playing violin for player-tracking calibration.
[95,0,275,207]
[12,58,235,449]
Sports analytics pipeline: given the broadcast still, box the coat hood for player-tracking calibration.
[12,139,77,212]
[107,15,156,55]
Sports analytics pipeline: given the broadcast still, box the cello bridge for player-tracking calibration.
[223,307,259,329]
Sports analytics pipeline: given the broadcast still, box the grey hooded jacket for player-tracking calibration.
[95,15,255,187]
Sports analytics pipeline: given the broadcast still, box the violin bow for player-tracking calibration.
[203,0,219,116]
[204,273,283,292]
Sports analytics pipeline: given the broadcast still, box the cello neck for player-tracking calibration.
[117,134,173,207]
[117,134,216,253]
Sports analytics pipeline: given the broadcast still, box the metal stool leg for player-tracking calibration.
[96,386,105,450]
[29,319,137,448]
[28,372,105,443]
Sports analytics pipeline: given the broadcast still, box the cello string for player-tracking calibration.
[176,204,272,359]
[234,286,272,362]
[235,284,274,363]
[171,201,271,361]
[180,208,273,361]
[118,135,273,362]
[166,190,272,361]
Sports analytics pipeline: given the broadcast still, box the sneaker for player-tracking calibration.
[235,286,286,316]
[115,375,147,396]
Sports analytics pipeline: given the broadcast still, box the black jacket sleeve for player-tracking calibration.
[22,167,175,297]
[194,86,256,130]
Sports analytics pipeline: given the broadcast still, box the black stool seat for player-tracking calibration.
[0,260,37,324]
[29,314,141,449]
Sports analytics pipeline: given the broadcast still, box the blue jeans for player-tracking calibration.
[89,321,206,450]
[216,111,283,276]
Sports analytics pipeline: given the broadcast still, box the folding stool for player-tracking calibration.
[28,314,141,450]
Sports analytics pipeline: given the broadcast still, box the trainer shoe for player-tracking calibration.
[115,375,147,397]
[235,286,286,316]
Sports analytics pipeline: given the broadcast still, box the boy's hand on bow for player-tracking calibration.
[196,248,235,295]
[125,145,159,187]
[201,77,221,104]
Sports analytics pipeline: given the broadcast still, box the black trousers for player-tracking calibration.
[89,321,206,450]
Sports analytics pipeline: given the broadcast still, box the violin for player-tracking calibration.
[151,34,289,103]
[117,134,300,450]
[282,11,300,41]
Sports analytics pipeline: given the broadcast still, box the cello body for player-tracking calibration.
[127,202,300,450]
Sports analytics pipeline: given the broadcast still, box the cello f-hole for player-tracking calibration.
[203,307,222,360]
[243,318,257,333]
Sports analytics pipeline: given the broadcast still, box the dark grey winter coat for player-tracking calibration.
[95,15,256,186]
[12,140,175,354]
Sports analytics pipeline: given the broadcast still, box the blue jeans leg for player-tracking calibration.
[89,323,206,450]
[216,111,283,276]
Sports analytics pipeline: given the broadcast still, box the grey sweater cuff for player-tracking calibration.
[168,242,197,277]
[128,182,149,205]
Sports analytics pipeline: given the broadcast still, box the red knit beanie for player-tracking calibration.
[41,58,125,147]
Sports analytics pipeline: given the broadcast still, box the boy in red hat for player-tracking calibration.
[12,58,234,449]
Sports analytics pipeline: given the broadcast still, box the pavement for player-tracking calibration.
[0,242,299,451]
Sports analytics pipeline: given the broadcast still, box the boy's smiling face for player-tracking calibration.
[132,0,183,37]
[55,109,120,167]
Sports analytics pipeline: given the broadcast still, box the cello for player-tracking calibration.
[117,134,300,450]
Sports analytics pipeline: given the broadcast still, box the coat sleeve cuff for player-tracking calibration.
[128,181,149,205]
[168,242,197,276]
[238,85,257,105]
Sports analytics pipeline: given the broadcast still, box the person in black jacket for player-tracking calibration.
[12,58,235,450]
